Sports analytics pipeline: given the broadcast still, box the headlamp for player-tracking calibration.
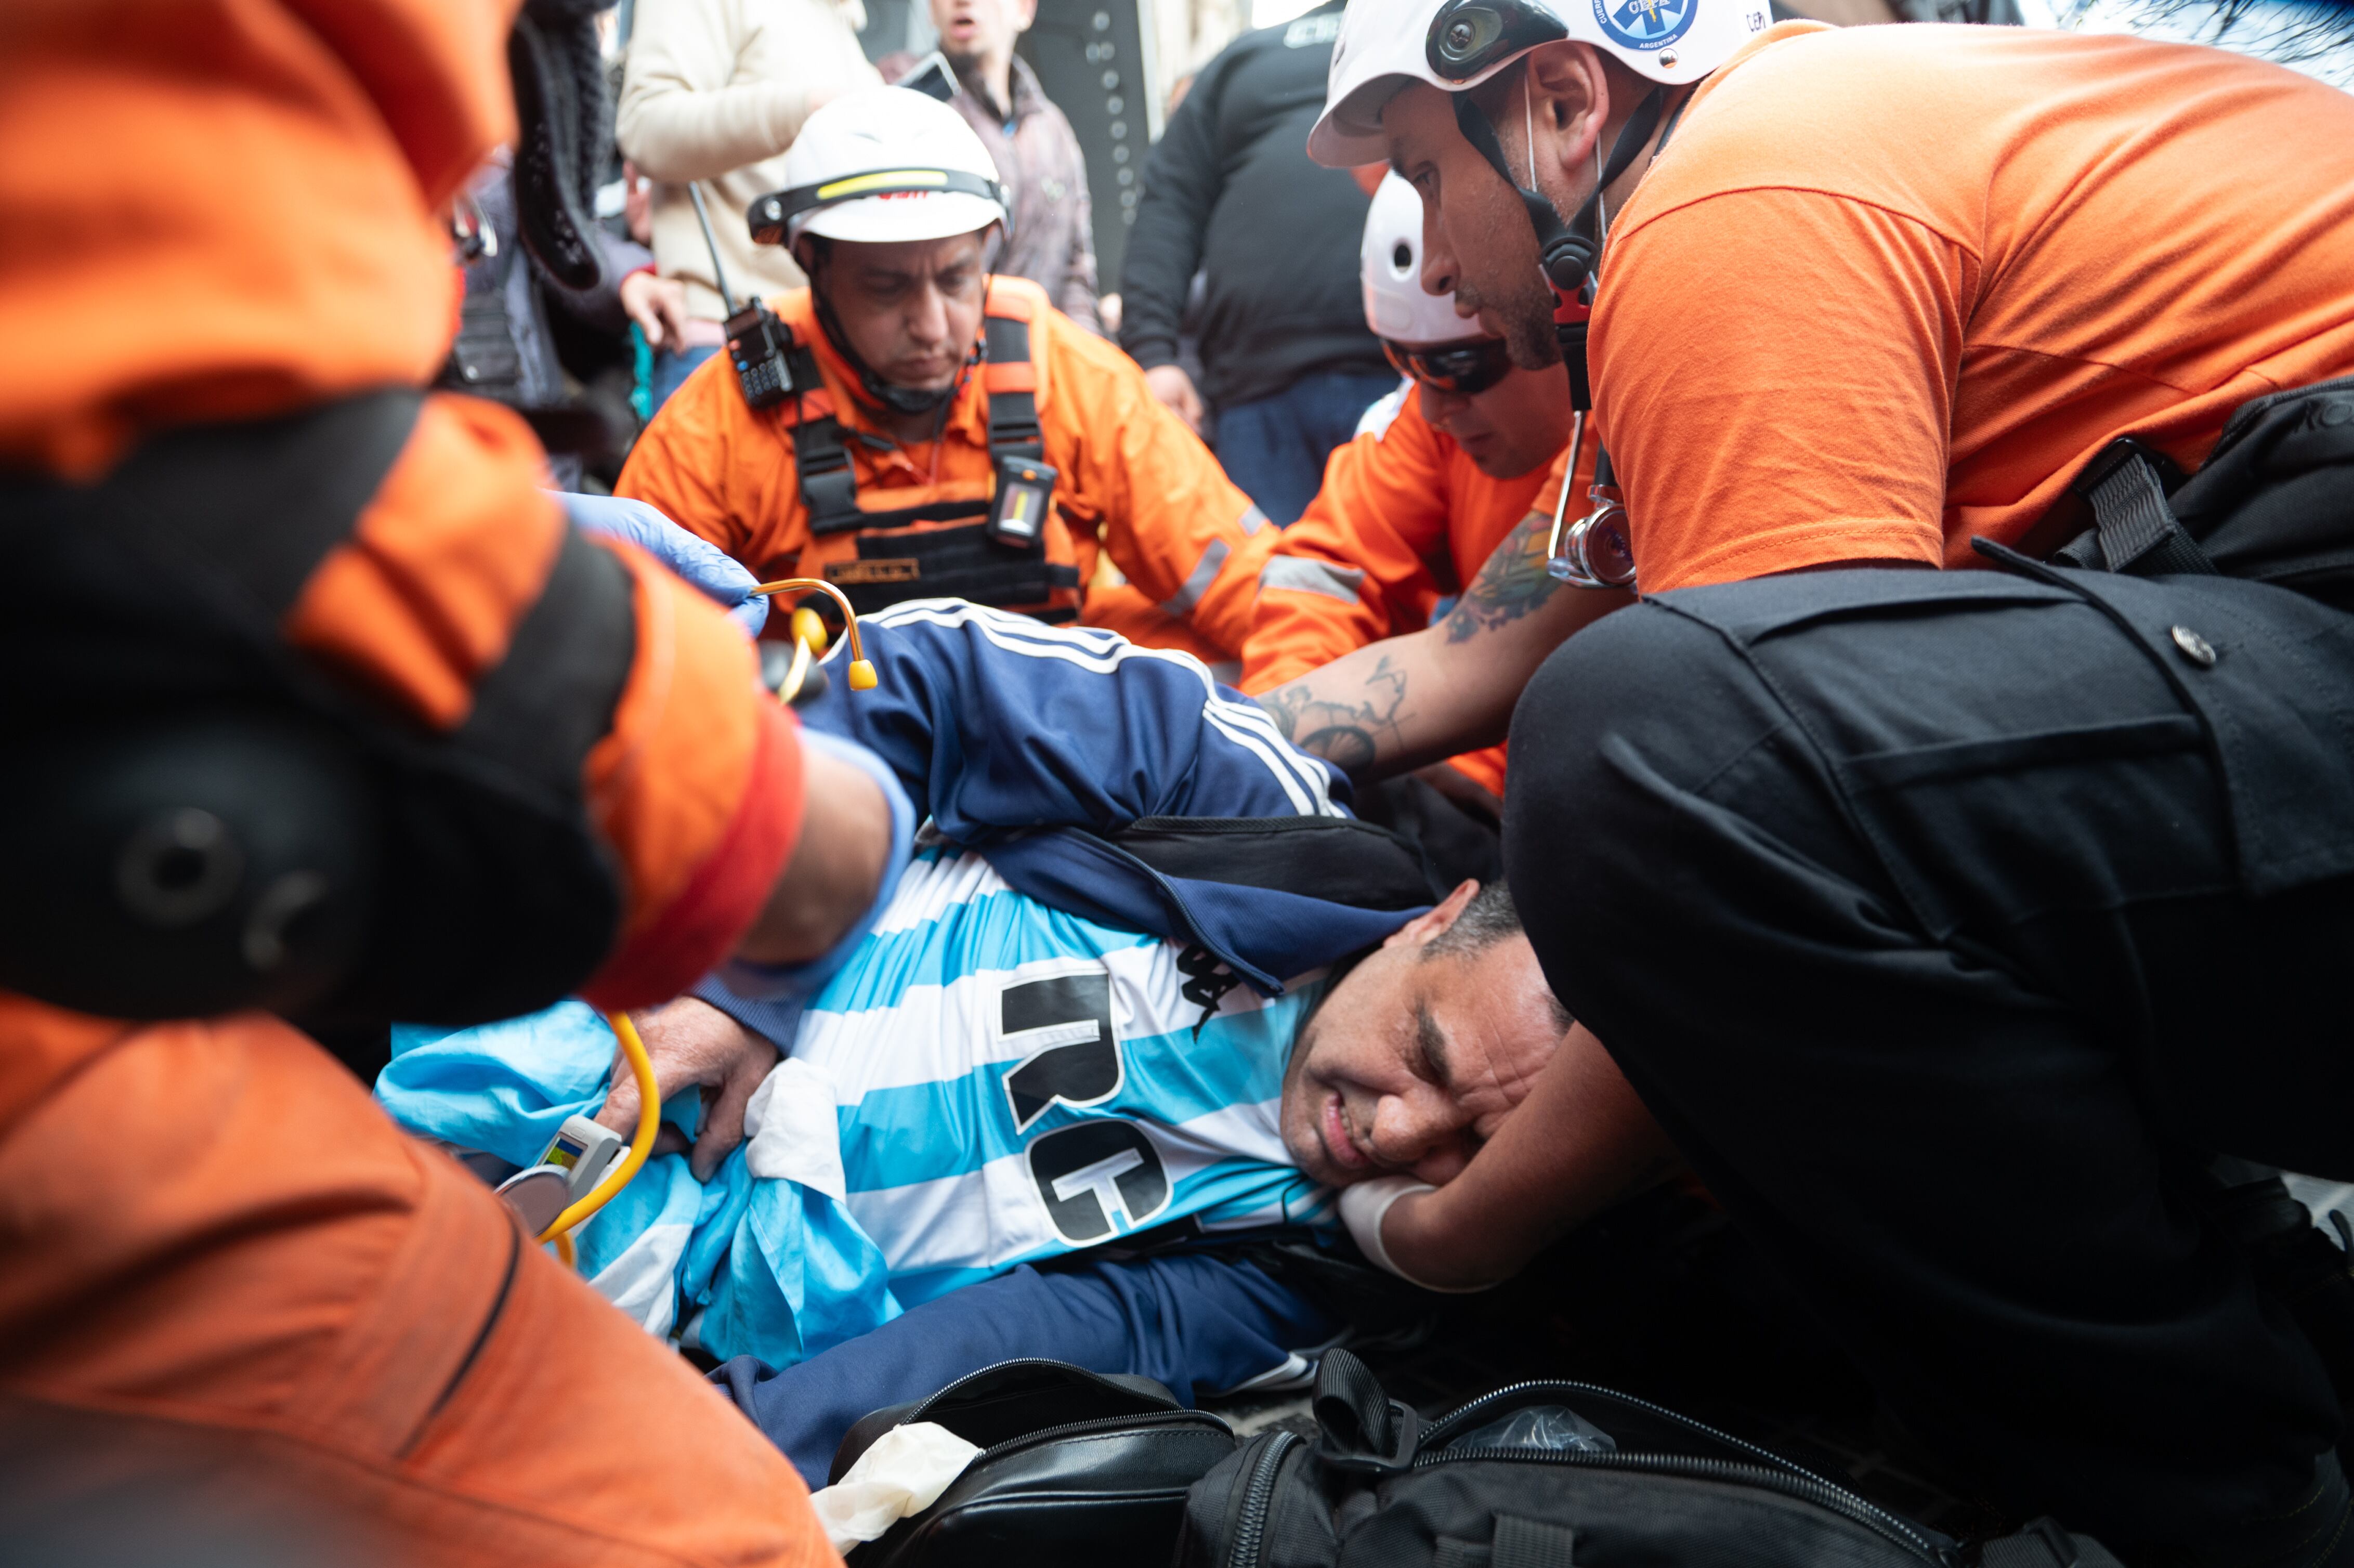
[1426,0,1569,83]
[748,168,1010,245]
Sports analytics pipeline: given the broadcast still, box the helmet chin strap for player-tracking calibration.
[809,268,973,419]
[1451,77,1663,412]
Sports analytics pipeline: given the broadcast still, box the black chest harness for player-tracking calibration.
[782,311,1073,621]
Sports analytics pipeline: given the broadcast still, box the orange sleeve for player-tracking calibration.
[1041,317,1275,658]
[577,546,804,1011]
[287,394,803,1011]
[1591,189,1971,594]
[287,396,566,728]
[0,0,514,474]
[614,356,779,572]
[1238,404,1457,695]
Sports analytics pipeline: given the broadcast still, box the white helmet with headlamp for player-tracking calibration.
[1309,0,1764,345]
[1310,0,1761,167]
[1311,0,1761,593]
[748,86,1008,249]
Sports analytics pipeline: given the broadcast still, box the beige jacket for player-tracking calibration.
[618,0,881,323]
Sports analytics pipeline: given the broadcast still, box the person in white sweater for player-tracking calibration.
[618,0,881,408]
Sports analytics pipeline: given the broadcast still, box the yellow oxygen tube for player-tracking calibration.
[541,587,874,1268]
[751,578,877,691]
[541,1011,661,1264]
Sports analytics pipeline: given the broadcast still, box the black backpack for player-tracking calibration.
[1176,1351,2121,1568]
[2039,375,2354,611]
[830,1358,1238,1567]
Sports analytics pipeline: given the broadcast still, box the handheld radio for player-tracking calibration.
[688,181,793,411]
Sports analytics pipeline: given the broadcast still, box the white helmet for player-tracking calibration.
[1363,173,1477,346]
[1309,0,1767,166]
[749,87,1007,247]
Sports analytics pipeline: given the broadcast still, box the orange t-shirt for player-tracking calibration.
[1590,21,2354,594]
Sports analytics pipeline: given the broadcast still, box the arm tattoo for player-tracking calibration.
[1258,652,1409,774]
[1443,508,1565,644]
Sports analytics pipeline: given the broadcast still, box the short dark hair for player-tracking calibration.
[1421,879,1572,1030]
[1421,879,1524,961]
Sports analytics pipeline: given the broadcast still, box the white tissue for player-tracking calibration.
[806,1421,983,1555]
[742,1056,847,1200]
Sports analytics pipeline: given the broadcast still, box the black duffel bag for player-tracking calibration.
[1177,1351,2121,1568]
[2047,374,2354,610]
[831,1358,1238,1567]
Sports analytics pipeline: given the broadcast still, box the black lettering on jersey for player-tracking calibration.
[1027,1120,1171,1244]
[1001,971,1119,1131]
[1175,944,1240,1040]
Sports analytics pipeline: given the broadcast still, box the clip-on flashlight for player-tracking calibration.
[987,454,1057,548]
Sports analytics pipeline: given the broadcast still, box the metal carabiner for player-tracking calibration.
[1545,414,1637,591]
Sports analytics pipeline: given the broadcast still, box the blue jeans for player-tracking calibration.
[709,1251,1335,1487]
[645,342,720,416]
[1213,370,1398,527]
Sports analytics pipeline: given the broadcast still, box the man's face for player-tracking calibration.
[934,0,1035,71]
[1418,357,1573,478]
[1380,79,1573,372]
[1279,882,1567,1188]
[802,231,989,393]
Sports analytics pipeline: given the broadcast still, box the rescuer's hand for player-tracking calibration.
[1145,364,1205,435]
[597,996,780,1181]
[555,491,770,637]
[620,267,690,350]
[1368,1024,1682,1290]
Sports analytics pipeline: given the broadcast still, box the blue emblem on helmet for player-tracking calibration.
[1591,0,1695,51]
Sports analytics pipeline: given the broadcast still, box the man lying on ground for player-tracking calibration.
[378,599,1673,1484]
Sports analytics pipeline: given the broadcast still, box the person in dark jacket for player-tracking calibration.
[442,154,684,490]
[1118,1,1396,526]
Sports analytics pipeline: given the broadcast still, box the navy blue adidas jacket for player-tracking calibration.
[787,599,1431,995]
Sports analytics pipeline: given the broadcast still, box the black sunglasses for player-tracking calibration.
[1383,336,1516,397]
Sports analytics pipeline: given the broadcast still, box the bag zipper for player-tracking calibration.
[1416,1381,1951,1564]
[971,1407,1233,1466]
[1227,1429,1300,1568]
[902,1358,1167,1425]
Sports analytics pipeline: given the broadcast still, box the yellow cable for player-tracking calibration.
[538,1011,662,1248]
[532,596,876,1267]
[750,578,877,689]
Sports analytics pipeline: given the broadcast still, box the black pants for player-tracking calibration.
[1505,563,2354,1557]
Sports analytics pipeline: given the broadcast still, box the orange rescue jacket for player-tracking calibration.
[1238,393,1586,800]
[618,278,1277,655]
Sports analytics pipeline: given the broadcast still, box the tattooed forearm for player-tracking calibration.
[1443,507,1565,643]
[1258,652,1410,774]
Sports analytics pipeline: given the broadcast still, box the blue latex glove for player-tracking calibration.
[552,491,768,638]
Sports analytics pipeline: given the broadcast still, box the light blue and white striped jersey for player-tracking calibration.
[797,838,1337,1306]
